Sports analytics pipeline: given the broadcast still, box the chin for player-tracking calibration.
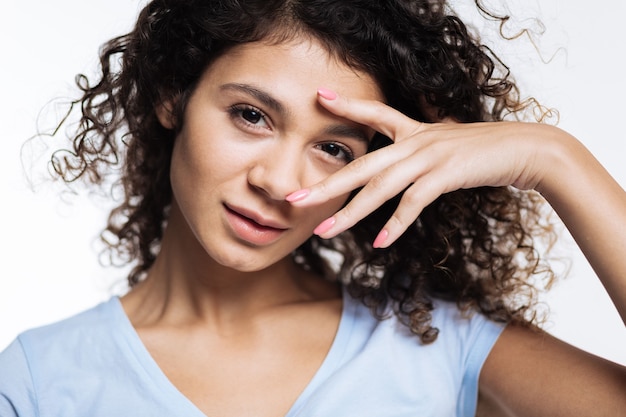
[208,246,288,273]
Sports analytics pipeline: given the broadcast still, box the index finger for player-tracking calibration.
[316,87,423,142]
[285,89,419,207]
[287,141,402,205]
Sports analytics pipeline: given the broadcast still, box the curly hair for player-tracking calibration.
[50,0,557,343]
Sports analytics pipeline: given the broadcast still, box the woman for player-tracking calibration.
[1,0,625,416]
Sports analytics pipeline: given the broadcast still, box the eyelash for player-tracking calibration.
[228,104,270,131]
[316,142,355,164]
[227,104,355,163]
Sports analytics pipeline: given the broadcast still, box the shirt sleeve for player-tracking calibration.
[0,338,39,417]
[458,312,506,416]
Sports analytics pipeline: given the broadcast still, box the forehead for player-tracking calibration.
[203,37,384,103]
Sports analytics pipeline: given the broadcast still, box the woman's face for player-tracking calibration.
[163,37,383,272]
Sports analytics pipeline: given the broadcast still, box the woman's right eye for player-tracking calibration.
[228,105,270,130]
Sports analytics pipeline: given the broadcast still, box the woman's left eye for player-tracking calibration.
[316,142,355,163]
[229,105,270,130]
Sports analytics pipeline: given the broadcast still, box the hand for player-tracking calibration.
[286,88,559,248]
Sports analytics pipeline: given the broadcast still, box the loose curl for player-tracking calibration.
[50,0,557,343]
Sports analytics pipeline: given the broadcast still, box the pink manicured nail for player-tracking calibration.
[314,217,336,236]
[372,229,389,248]
[286,189,310,202]
[317,88,338,100]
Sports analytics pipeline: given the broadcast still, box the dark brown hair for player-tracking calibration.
[50,0,556,343]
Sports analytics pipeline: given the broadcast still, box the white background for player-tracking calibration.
[1,1,625,365]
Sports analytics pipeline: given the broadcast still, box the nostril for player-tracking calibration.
[247,162,302,202]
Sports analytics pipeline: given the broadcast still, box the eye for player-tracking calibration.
[241,108,263,124]
[316,142,355,164]
[228,105,270,130]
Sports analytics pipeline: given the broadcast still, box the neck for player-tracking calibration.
[121,209,339,330]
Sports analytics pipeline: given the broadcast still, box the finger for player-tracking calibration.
[287,142,404,207]
[287,89,428,206]
[313,151,429,238]
[373,176,446,248]
[316,88,423,142]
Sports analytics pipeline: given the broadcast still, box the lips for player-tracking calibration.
[224,204,288,245]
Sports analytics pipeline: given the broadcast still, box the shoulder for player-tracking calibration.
[0,297,204,416]
[1,298,123,374]
[348,297,505,355]
[0,298,122,416]
[16,298,121,358]
[429,299,506,361]
[316,295,506,416]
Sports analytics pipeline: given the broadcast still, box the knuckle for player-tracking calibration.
[387,212,405,230]
[388,202,419,235]
[400,188,421,207]
[348,154,370,173]
[368,172,387,190]
[315,180,331,203]
[335,204,356,227]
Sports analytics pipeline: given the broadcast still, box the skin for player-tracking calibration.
[292,90,626,414]
[121,38,383,417]
[122,34,626,416]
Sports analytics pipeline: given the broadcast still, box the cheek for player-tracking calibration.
[170,137,203,195]
[170,126,243,187]
[169,135,223,214]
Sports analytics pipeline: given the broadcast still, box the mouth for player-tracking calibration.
[223,204,288,246]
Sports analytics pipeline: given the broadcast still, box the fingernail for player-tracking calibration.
[313,217,336,236]
[317,88,337,100]
[372,229,389,248]
[286,188,310,202]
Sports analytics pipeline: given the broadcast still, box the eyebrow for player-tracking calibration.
[219,82,370,144]
[322,124,370,145]
[220,83,286,116]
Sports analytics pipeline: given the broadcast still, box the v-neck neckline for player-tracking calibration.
[108,288,357,417]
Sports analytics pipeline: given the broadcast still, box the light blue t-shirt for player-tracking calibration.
[0,290,504,417]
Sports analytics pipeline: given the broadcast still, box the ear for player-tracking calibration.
[155,99,177,129]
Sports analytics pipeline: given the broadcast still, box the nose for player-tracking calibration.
[247,143,304,201]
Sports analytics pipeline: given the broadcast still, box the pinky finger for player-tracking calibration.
[372,179,443,248]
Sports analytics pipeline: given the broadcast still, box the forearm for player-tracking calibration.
[536,126,626,323]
